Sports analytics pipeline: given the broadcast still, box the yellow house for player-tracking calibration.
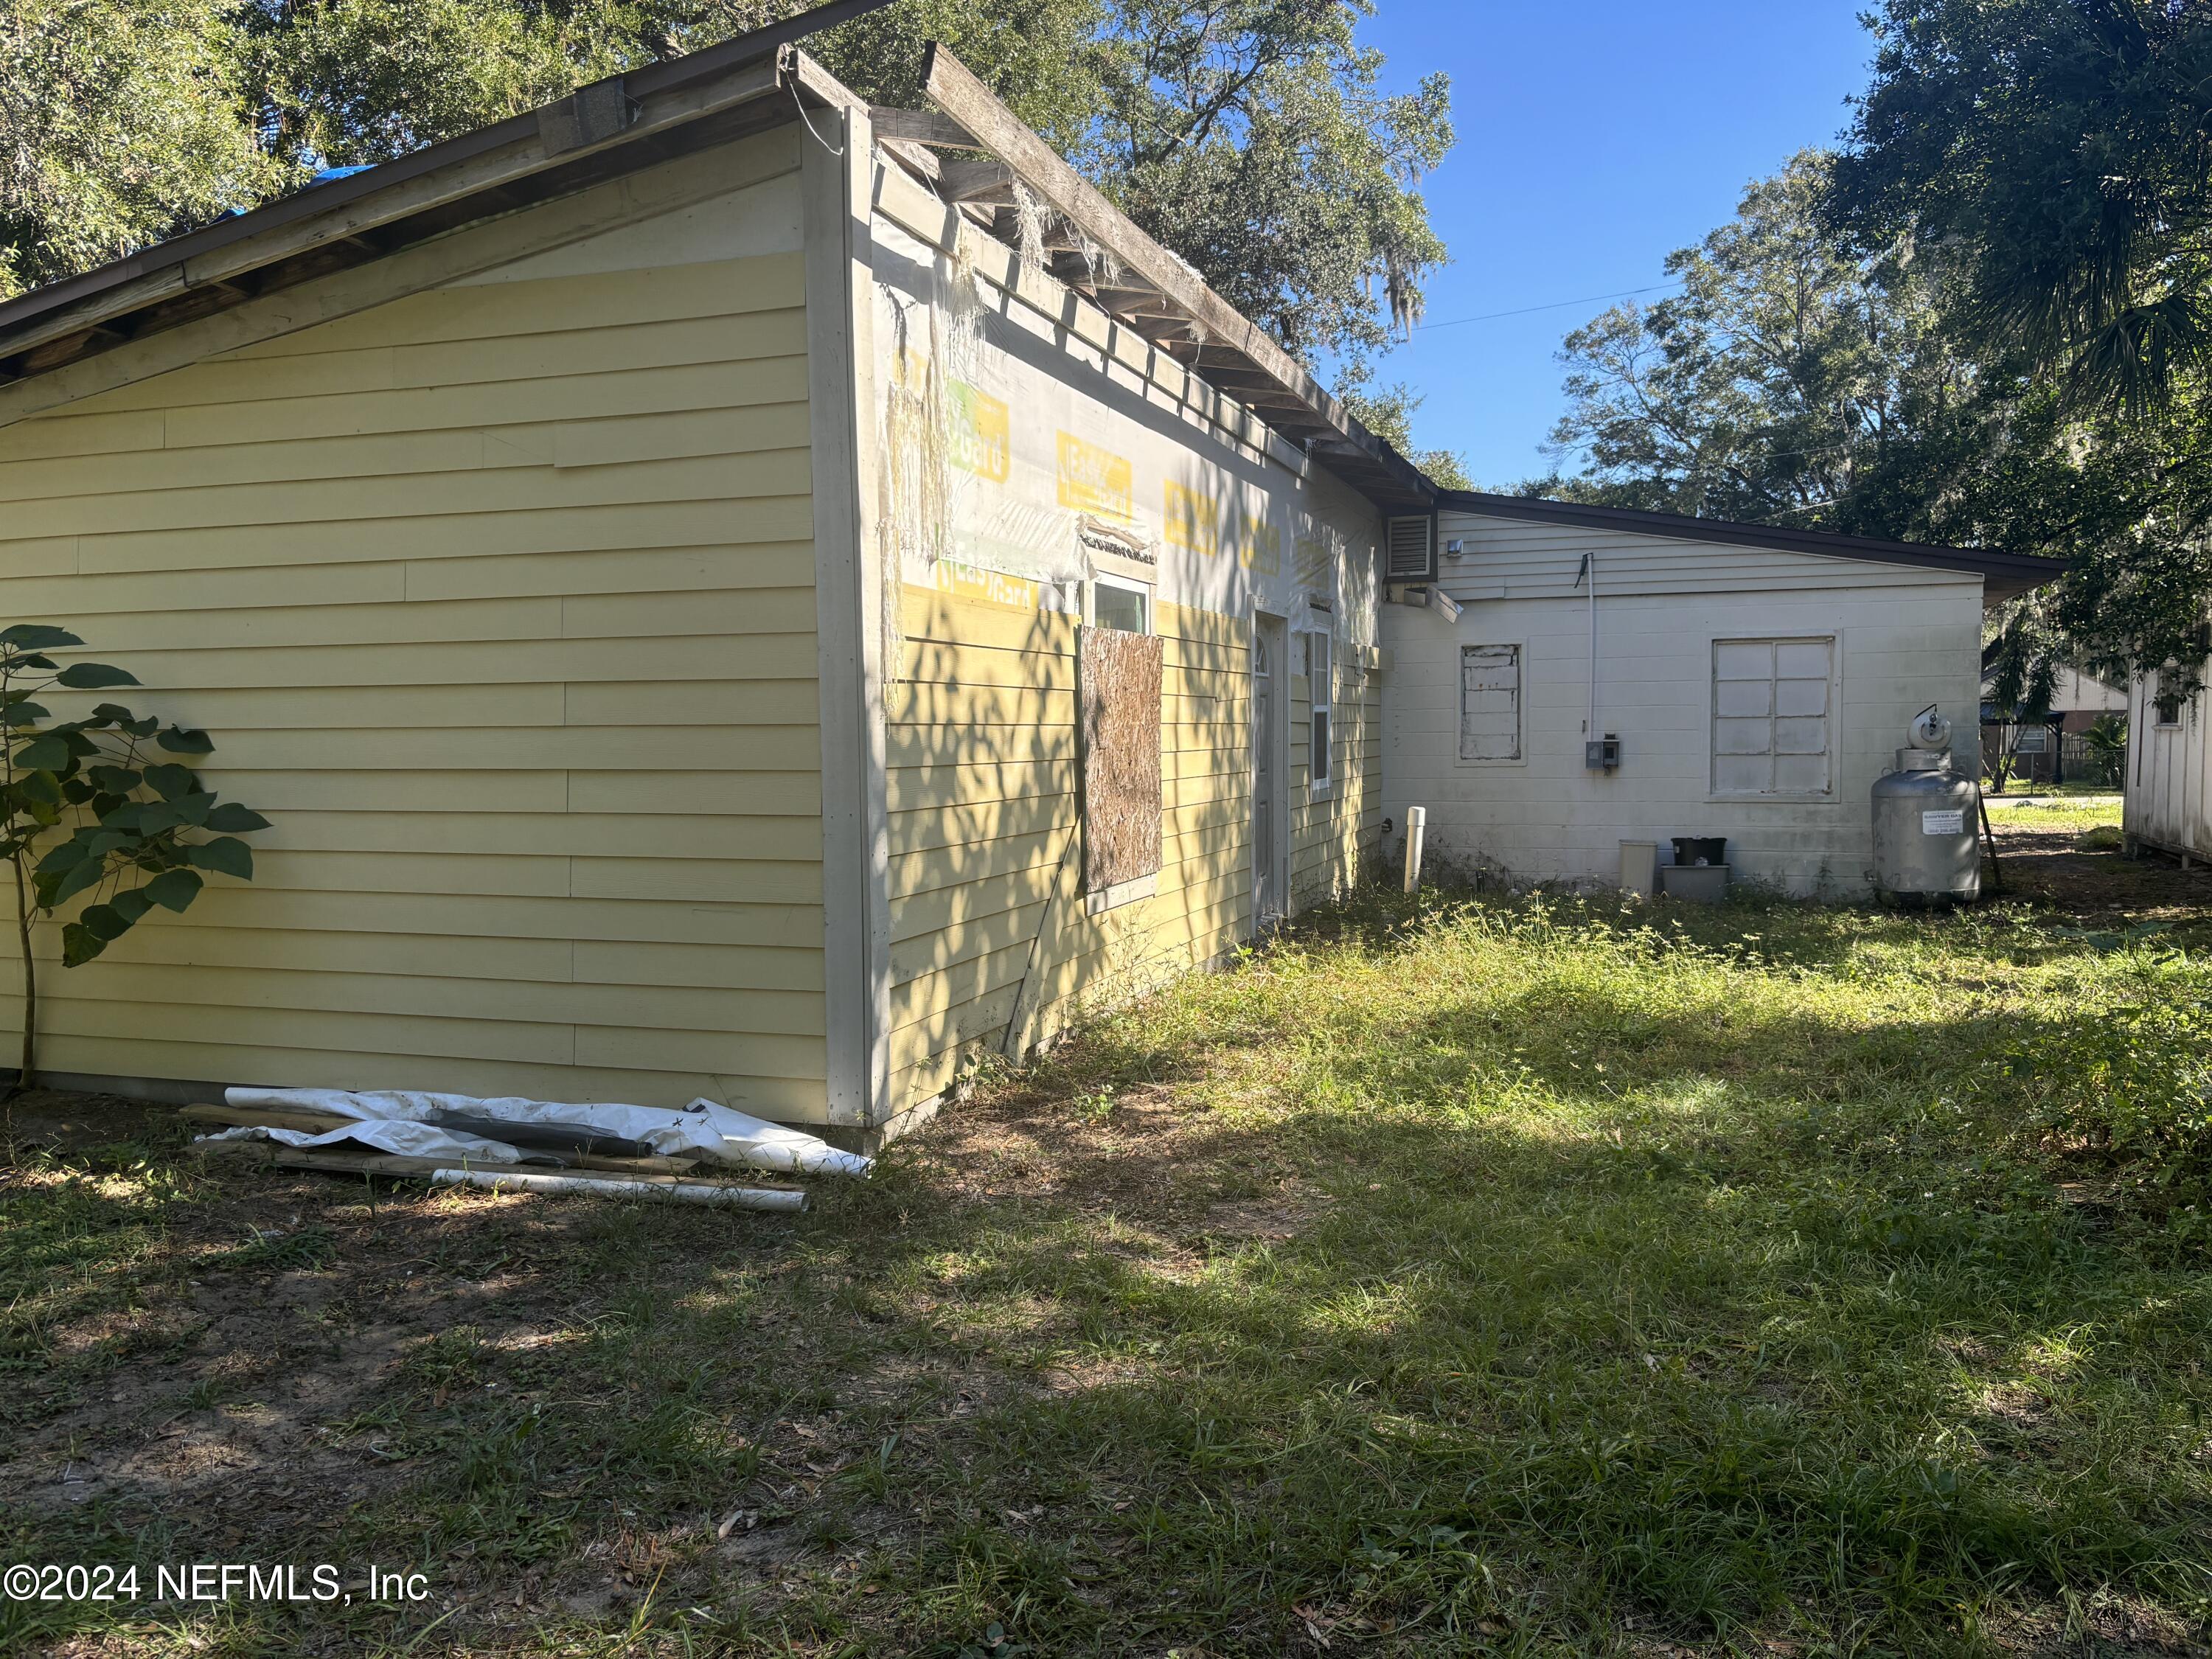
[0,13,1438,1141]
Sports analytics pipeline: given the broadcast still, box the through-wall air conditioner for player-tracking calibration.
[1385,514,1436,582]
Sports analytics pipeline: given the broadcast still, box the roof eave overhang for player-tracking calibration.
[906,44,1437,516]
[0,1,894,393]
[0,9,1444,518]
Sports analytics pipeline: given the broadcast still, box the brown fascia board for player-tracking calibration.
[917,43,1437,514]
[1442,490,2067,601]
[0,0,894,365]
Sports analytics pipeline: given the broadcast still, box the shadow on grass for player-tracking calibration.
[5,899,2211,1655]
[771,950,2212,1652]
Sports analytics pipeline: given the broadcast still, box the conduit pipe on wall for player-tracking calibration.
[1576,551,1598,742]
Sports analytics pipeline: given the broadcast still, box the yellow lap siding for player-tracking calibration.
[164,886,819,947]
[248,810,821,860]
[418,546,820,607]
[888,893,1249,1107]
[898,883,1248,1024]
[178,724,823,773]
[66,495,816,577]
[883,590,1262,1110]
[0,200,834,1117]
[77,922,813,995]
[129,341,810,450]
[4,450,813,542]
[23,959,824,1039]
[1286,659,1382,906]
[27,1033,829,1122]
[104,631,823,691]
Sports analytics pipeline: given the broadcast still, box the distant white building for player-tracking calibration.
[1379,493,2062,898]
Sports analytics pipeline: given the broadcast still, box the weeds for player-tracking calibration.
[209,1222,335,1273]
[3,841,2210,1655]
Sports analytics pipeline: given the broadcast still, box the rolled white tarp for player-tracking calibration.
[197,1118,526,1164]
[220,1088,874,1178]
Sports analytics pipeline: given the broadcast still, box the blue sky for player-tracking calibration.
[1354,1,1877,486]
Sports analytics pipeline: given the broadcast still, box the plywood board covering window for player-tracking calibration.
[1079,625,1164,892]
[1460,644,1521,761]
[1713,636,1834,796]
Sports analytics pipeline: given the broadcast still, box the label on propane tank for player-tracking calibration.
[1921,809,1966,835]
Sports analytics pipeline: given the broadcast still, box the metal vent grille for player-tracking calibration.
[1385,515,1434,580]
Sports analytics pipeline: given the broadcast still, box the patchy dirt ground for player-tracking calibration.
[0,1074,1323,1655]
[1985,793,2212,918]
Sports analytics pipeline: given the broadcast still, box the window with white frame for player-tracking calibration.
[2152,669,2185,726]
[1459,644,1521,761]
[1712,637,1834,796]
[1090,573,1152,635]
[1307,626,1333,793]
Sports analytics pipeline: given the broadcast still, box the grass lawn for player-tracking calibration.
[1983,794,2125,835]
[4,801,2211,1656]
[1982,779,2126,803]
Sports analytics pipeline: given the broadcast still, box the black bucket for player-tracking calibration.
[1671,836,1727,868]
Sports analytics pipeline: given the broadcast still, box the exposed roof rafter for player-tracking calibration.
[0,4,1442,513]
[910,44,1437,510]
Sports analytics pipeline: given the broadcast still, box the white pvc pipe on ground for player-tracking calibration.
[428,1167,807,1211]
[1404,805,1427,894]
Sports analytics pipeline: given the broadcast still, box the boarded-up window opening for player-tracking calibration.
[1712,636,1834,796]
[1460,644,1522,761]
[1079,625,1164,893]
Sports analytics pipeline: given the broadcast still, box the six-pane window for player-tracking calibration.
[1712,637,1834,796]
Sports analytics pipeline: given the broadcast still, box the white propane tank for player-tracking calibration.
[1871,706,1980,905]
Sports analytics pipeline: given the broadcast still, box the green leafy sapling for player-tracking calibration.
[0,625,270,1090]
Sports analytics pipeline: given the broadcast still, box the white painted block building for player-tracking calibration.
[1380,494,2062,898]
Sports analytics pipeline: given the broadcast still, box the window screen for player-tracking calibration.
[1460,644,1521,761]
[1093,577,1150,635]
[1712,637,1833,796]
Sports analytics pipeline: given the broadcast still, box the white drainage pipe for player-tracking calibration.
[429,1167,806,1211]
[1404,805,1427,894]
